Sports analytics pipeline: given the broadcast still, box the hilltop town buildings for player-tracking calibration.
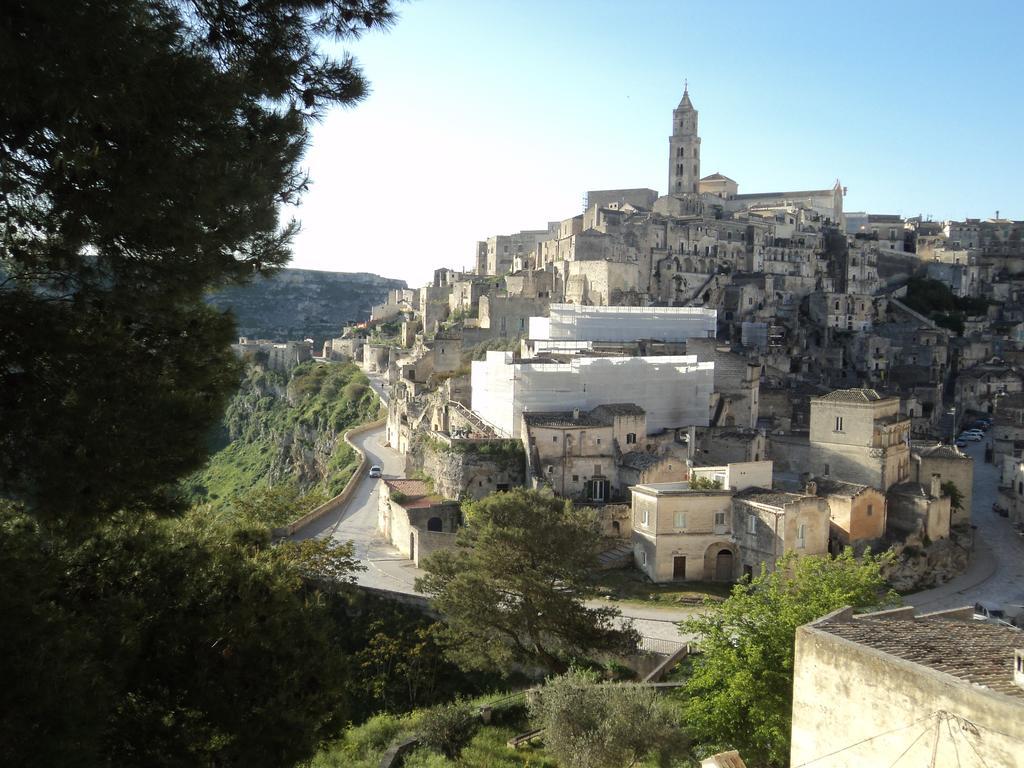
[342,84,1021,593]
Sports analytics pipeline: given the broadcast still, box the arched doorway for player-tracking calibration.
[715,549,734,582]
[611,520,620,536]
[427,516,443,532]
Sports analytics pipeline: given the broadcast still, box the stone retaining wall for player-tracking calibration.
[278,414,386,537]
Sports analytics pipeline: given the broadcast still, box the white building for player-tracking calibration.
[471,350,714,438]
[529,303,717,344]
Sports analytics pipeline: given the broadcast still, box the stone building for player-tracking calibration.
[955,359,1024,416]
[668,86,700,195]
[522,404,652,503]
[808,388,911,490]
[471,350,714,439]
[791,606,1024,767]
[231,337,313,371]
[688,426,768,465]
[809,478,887,548]
[886,474,952,543]
[377,479,461,567]
[731,488,830,579]
[631,483,737,583]
[911,443,973,527]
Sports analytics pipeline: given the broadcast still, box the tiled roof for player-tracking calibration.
[522,410,612,428]
[619,451,664,471]
[734,487,804,509]
[817,612,1024,699]
[700,173,736,183]
[889,481,934,499]
[812,478,872,498]
[914,443,969,460]
[591,403,647,417]
[383,479,449,509]
[734,189,834,200]
[523,403,645,429]
[816,388,885,403]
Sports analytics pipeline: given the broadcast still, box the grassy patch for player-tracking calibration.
[588,568,730,608]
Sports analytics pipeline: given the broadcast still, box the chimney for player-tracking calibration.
[930,473,942,499]
[805,480,817,496]
[572,407,580,421]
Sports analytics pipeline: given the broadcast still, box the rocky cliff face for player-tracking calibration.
[206,268,406,342]
[184,361,381,508]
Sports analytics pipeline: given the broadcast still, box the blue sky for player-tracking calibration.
[288,0,1024,287]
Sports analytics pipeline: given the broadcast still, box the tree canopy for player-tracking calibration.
[1,0,394,521]
[0,3,407,765]
[529,668,687,768]
[680,549,895,767]
[416,489,639,673]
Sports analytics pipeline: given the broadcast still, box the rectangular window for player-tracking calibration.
[641,550,648,566]
[747,516,756,534]
[626,433,637,444]
[798,523,806,548]
[867,504,873,516]
[552,435,558,442]
[835,416,843,432]
[674,511,686,529]
[572,475,579,482]
[642,507,649,527]
[714,512,726,526]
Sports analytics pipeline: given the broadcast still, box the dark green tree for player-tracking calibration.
[680,549,895,767]
[0,2,400,765]
[416,489,639,673]
[941,480,964,513]
[0,502,364,767]
[0,0,394,521]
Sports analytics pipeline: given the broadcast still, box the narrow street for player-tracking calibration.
[905,439,1024,613]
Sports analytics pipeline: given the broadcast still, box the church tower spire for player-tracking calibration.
[669,84,700,195]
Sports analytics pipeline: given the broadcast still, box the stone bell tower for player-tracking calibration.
[668,83,701,195]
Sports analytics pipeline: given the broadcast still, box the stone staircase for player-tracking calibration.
[596,541,634,570]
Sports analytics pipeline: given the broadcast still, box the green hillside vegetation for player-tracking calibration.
[902,277,991,335]
[183,360,382,523]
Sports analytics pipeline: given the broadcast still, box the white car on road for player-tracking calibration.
[368,465,383,478]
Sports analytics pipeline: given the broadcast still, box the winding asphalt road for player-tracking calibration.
[905,439,1024,614]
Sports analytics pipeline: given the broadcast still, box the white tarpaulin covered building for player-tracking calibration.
[471,350,714,438]
[529,304,717,343]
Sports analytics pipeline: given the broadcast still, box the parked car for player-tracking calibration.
[368,465,383,478]
[992,503,1009,517]
[974,601,1007,623]
[958,432,983,441]
[955,438,968,447]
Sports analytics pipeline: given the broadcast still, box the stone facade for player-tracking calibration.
[809,388,911,490]
[731,488,830,578]
[668,88,700,195]
[631,484,737,583]
[810,478,887,547]
[912,443,974,527]
[886,475,952,542]
[377,479,461,567]
[410,434,525,501]
[791,607,1024,767]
